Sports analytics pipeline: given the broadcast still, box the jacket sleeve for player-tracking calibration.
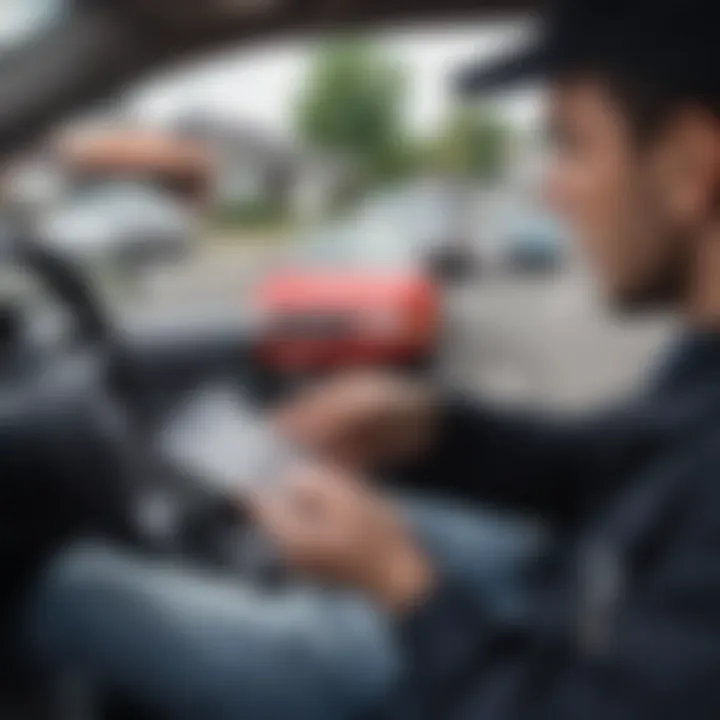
[395,451,720,720]
[394,395,609,525]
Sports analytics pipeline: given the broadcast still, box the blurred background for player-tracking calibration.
[0,1,675,412]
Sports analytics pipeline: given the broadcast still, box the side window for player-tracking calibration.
[1,13,671,410]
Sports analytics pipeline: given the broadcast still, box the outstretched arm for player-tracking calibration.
[393,395,610,526]
[277,372,613,527]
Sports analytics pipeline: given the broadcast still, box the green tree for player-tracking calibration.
[295,41,414,182]
[430,106,510,181]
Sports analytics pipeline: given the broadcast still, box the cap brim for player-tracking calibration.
[455,43,547,95]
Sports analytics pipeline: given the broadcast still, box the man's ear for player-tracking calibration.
[660,107,720,223]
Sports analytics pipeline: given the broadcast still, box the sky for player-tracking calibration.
[128,19,542,141]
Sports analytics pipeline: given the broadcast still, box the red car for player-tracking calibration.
[251,187,452,380]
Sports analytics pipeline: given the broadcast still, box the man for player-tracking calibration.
[245,0,720,717]
[22,0,720,718]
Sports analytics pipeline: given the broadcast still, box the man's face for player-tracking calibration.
[545,79,714,312]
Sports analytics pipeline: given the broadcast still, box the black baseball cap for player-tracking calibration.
[457,0,719,110]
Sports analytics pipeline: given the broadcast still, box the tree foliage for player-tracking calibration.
[295,41,413,181]
[430,105,509,181]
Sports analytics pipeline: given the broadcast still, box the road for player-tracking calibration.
[127,244,676,413]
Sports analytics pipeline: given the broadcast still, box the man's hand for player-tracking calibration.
[249,465,435,612]
[273,370,438,470]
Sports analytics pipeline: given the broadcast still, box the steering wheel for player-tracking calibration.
[16,237,112,345]
[8,232,286,581]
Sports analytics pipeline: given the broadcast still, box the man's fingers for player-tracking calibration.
[246,461,432,608]
[274,404,356,464]
[270,373,400,467]
[249,490,321,561]
[248,464,368,578]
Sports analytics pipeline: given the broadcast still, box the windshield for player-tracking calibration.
[0,6,674,412]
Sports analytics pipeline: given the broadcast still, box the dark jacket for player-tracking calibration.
[396,331,720,720]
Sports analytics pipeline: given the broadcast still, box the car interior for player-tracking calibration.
[0,1,535,717]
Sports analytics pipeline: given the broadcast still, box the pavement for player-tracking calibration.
[125,244,676,413]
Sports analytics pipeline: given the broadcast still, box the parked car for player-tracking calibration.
[502,214,567,273]
[39,180,197,269]
[4,130,211,272]
[250,185,472,383]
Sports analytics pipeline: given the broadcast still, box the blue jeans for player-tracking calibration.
[21,499,545,719]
